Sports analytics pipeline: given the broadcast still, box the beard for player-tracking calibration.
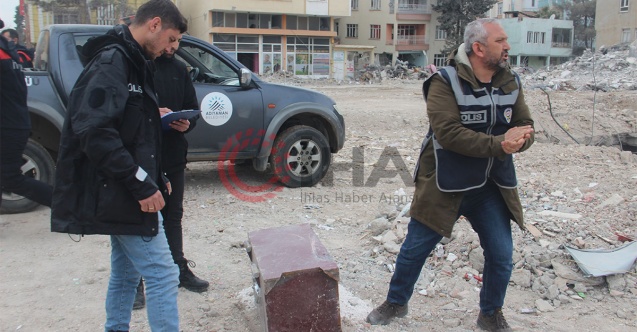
[485,52,508,71]
[141,34,163,60]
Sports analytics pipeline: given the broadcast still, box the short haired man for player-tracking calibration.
[366,18,534,332]
[1,28,34,68]
[50,1,188,330]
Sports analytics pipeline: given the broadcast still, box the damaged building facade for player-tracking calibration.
[175,0,350,78]
[335,0,439,68]
[335,0,574,71]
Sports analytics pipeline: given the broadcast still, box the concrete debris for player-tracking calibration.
[361,180,636,320]
[522,44,637,92]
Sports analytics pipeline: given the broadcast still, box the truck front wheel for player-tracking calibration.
[1,139,55,214]
[271,125,331,188]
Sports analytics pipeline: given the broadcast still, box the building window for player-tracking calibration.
[347,24,359,38]
[527,31,545,44]
[497,3,503,15]
[370,24,381,39]
[435,26,447,40]
[620,0,629,12]
[434,54,446,67]
[212,11,224,27]
[371,0,381,10]
[622,28,631,43]
[352,0,359,10]
[54,12,79,24]
[96,4,116,26]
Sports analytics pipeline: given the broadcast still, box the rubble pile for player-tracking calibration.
[520,42,637,92]
[351,142,637,322]
[358,60,432,82]
[261,42,637,92]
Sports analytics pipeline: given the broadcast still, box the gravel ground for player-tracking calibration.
[1,80,636,332]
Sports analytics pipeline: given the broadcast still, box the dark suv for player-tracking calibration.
[1,24,345,213]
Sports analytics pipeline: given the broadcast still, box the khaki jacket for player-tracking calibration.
[410,44,534,238]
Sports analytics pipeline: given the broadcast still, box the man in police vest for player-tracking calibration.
[366,18,534,332]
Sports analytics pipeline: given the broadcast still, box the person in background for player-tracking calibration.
[49,1,188,330]
[2,28,34,68]
[366,18,534,332]
[0,18,52,211]
[133,31,209,310]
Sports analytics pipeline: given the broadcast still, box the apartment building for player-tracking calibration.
[500,14,573,68]
[595,0,637,46]
[487,0,567,19]
[23,0,148,45]
[175,0,350,77]
[335,0,446,68]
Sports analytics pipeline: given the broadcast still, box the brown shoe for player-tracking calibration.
[477,308,512,332]
[366,300,408,325]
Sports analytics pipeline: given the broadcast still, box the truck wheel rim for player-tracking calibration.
[286,139,321,177]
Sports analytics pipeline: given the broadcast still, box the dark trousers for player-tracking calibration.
[387,181,513,315]
[0,128,52,208]
[161,168,186,264]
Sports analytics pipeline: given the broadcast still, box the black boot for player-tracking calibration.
[133,278,145,310]
[177,260,209,292]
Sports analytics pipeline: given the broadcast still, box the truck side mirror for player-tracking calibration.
[240,68,252,88]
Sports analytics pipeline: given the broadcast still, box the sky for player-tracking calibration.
[1,0,20,29]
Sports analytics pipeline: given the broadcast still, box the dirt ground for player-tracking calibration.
[1,80,636,332]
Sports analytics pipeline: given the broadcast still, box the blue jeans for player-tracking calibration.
[105,218,180,332]
[387,181,513,315]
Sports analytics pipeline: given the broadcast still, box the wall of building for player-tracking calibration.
[175,0,348,78]
[501,16,572,68]
[595,1,637,47]
[177,0,349,40]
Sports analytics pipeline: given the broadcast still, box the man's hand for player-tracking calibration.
[169,119,190,132]
[138,190,165,213]
[159,107,172,116]
[501,125,533,154]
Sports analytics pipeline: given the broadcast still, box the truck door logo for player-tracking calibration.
[201,92,233,126]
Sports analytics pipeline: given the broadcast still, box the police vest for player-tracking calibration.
[422,66,520,192]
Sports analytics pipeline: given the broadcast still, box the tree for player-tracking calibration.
[536,6,562,19]
[31,0,91,24]
[432,0,498,53]
[13,5,26,42]
[565,0,596,53]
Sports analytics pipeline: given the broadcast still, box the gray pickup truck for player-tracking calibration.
[2,24,345,213]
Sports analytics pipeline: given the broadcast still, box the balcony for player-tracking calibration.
[395,34,429,51]
[396,2,431,21]
[397,3,431,14]
[551,42,572,48]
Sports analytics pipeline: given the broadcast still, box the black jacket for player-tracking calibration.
[0,37,29,130]
[51,25,166,236]
[154,54,199,174]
